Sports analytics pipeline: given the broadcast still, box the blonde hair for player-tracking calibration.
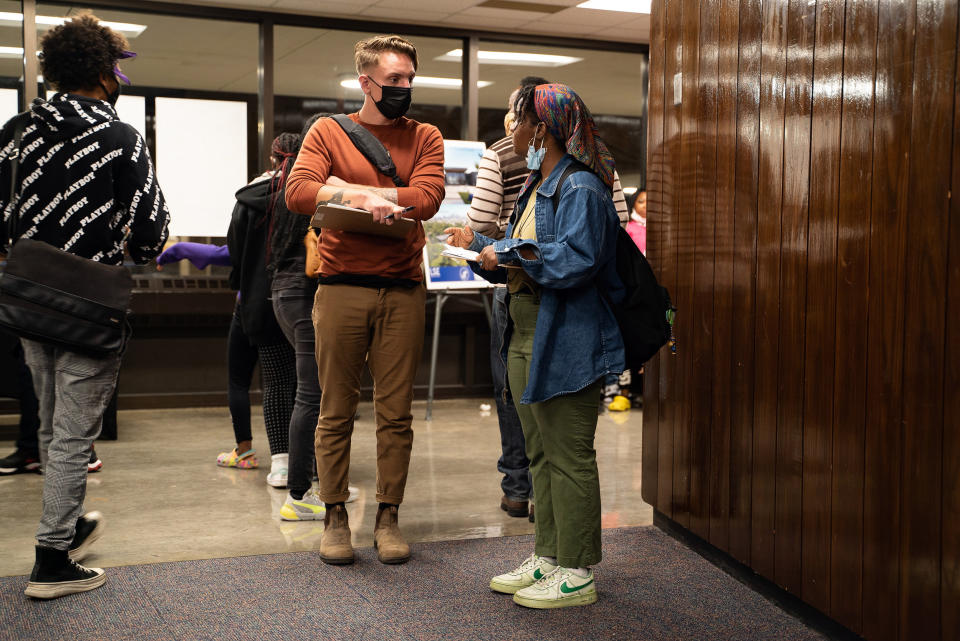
[354,35,419,75]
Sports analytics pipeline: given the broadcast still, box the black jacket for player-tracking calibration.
[227,173,285,345]
[0,94,169,264]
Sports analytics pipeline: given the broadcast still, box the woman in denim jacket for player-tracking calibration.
[446,83,624,609]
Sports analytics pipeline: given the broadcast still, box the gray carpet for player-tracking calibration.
[0,527,826,641]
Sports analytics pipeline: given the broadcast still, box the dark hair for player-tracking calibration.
[264,132,301,268]
[267,132,302,221]
[513,83,539,126]
[519,75,550,88]
[301,112,335,137]
[39,13,129,92]
[266,127,317,274]
[626,189,647,212]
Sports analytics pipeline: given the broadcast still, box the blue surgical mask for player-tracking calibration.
[526,126,546,170]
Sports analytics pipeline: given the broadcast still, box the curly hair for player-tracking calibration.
[39,13,129,92]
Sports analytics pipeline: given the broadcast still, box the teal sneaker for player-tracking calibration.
[512,567,598,609]
[489,554,558,594]
[279,488,325,521]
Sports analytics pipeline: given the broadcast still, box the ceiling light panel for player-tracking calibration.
[476,0,568,12]
[576,0,651,13]
[340,76,493,90]
[0,12,147,37]
[436,49,582,67]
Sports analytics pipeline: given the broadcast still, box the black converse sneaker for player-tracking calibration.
[68,512,104,562]
[24,546,105,599]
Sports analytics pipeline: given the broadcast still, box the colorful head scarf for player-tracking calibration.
[533,83,615,189]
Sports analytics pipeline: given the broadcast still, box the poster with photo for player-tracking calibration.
[422,139,494,290]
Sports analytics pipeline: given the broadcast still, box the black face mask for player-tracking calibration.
[98,80,120,107]
[367,76,412,120]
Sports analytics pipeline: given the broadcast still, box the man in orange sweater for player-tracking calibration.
[285,35,444,566]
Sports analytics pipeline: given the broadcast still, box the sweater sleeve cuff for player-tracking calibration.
[396,186,416,212]
[397,186,435,220]
[300,184,322,215]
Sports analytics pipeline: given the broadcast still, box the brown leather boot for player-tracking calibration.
[374,504,410,565]
[500,495,529,518]
[319,504,354,565]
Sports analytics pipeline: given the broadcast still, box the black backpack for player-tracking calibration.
[551,163,676,370]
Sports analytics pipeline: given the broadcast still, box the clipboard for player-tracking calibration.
[310,203,415,239]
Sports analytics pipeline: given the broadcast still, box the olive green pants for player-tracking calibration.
[506,292,603,568]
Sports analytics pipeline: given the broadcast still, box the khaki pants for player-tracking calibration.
[312,283,425,504]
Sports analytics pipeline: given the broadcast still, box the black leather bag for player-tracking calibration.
[0,111,133,355]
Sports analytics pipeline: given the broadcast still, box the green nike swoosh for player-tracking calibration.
[533,568,544,580]
[559,578,594,594]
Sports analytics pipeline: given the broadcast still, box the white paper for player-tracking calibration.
[441,245,480,262]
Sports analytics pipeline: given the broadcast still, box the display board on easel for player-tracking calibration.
[422,139,494,290]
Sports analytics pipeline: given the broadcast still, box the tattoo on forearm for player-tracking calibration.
[318,189,352,208]
[369,188,398,204]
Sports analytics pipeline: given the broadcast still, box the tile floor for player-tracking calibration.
[0,398,650,577]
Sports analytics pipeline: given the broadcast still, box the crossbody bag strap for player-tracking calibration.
[6,111,31,244]
[331,114,407,188]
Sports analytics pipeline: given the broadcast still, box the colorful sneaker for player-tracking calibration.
[489,554,558,595]
[280,488,325,521]
[87,449,102,473]
[266,453,288,487]
[512,567,598,609]
[0,449,41,475]
[216,448,258,469]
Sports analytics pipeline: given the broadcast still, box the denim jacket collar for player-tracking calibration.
[518,153,577,204]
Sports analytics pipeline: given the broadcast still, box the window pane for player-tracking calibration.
[0,0,23,122]
[476,41,647,190]
[38,4,259,93]
[155,97,247,237]
[274,27,462,140]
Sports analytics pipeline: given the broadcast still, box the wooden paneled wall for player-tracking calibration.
[641,1,960,640]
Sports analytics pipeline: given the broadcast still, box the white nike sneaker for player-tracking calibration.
[489,554,558,594]
[346,485,359,503]
[279,488,325,521]
[512,567,598,609]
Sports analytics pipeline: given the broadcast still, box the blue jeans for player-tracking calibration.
[22,339,120,550]
[272,281,321,497]
[492,287,531,501]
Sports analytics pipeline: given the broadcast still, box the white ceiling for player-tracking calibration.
[163,0,650,44]
[3,2,647,117]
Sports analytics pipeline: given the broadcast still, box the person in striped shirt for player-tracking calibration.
[465,78,628,522]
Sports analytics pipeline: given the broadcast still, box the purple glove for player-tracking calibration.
[156,242,231,270]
